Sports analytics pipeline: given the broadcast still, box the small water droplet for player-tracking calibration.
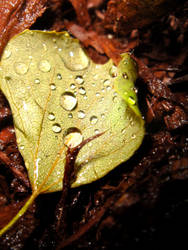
[68,113,73,118]
[52,123,62,133]
[128,96,136,105]
[20,145,24,150]
[133,87,138,93]
[101,113,105,119]
[99,97,104,102]
[131,134,136,139]
[94,129,99,135]
[39,60,51,72]
[48,112,55,121]
[15,62,28,75]
[34,78,40,84]
[57,73,62,80]
[90,116,98,125]
[113,96,118,102]
[83,95,87,100]
[60,92,77,111]
[121,128,126,134]
[50,83,56,90]
[96,92,100,97]
[122,72,128,79]
[78,110,85,119]
[52,38,56,43]
[64,128,83,148]
[3,49,12,59]
[109,65,117,78]
[103,79,110,87]
[70,83,76,89]
[79,87,86,95]
[75,75,84,84]
[106,86,111,91]
[92,82,96,86]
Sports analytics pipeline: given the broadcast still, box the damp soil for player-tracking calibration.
[0,1,188,249]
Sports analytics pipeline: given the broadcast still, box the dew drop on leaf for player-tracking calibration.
[79,87,86,95]
[63,128,83,148]
[78,110,86,119]
[14,62,29,75]
[94,129,100,134]
[57,73,62,80]
[48,112,55,121]
[52,123,62,133]
[70,83,76,89]
[39,60,51,72]
[103,79,110,87]
[128,96,136,105]
[50,83,56,90]
[3,50,12,59]
[75,75,84,84]
[34,78,40,84]
[109,65,118,78]
[90,116,98,125]
[60,92,77,111]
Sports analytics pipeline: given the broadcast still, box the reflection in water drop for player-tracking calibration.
[90,116,98,125]
[128,96,136,105]
[109,65,117,78]
[79,87,86,95]
[39,60,51,72]
[75,76,84,84]
[64,128,83,148]
[60,92,77,111]
[52,123,62,133]
[50,83,56,90]
[78,110,85,119]
[48,112,55,121]
[15,62,28,75]
[34,78,40,84]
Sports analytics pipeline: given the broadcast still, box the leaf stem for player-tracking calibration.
[0,191,38,237]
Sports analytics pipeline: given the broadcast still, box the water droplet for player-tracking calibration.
[101,113,105,119]
[131,134,136,139]
[14,62,28,75]
[92,82,96,87]
[103,79,110,87]
[78,110,85,119]
[52,38,56,43]
[122,72,128,79]
[68,113,73,118]
[60,92,77,111]
[96,92,100,97]
[20,145,24,150]
[83,95,87,100]
[70,83,76,89]
[128,96,136,105]
[48,112,55,121]
[79,87,86,95]
[3,49,12,59]
[61,47,89,71]
[94,129,100,135]
[34,78,40,84]
[52,123,62,133]
[113,96,118,102]
[121,128,126,134]
[39,60,51,72]
[106,86,111,91]
[109,65,117,78]
[133,87,138,93]
[75,75,84,84]
[57,73,62,80]
[64,128,83,148]
[50,83,56,90]
[90,116,98,125]
[99,97,104,102]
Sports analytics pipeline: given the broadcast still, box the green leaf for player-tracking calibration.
[0,30,144,235]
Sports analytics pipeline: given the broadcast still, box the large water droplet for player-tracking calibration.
[79,87,86,95]
[64,128,83,148]
[109,65,117,78]
[48,112,55,121]
[60,92,77,111]
[52,123,62,133]
[75,75,84,84]
[14,62,28,75]
[39,60,51,72]
[78,110,85,119]
[128,96,136,105]
[90,116,98,125]
[3,49,12,59]
[60,47,89,71]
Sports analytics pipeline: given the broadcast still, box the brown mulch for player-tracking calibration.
[0,0,188,249]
